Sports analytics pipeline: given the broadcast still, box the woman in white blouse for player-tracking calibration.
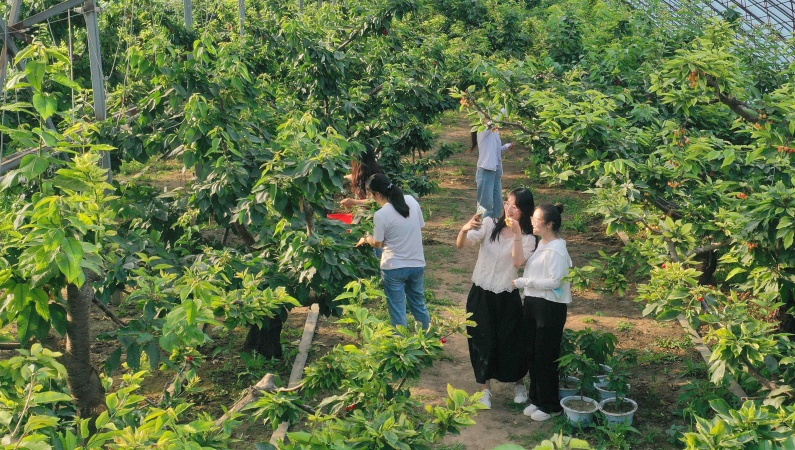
[513,203,572,422]
[455,187,536,409]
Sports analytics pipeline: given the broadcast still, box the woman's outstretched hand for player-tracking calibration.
[462,214,482,232]
[341,198,363,208]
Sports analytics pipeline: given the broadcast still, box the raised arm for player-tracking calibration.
[456,214,483,249]
[341,198,369,208]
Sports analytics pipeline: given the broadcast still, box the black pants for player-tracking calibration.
[466,284,527,384]
[524,295,567,413]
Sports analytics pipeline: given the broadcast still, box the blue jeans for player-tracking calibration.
[381,266,431,330]
[476,167,503,219]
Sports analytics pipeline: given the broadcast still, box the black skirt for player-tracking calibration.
[466,284,528,384]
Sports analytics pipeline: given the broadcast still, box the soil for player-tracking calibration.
[562,398,599,413]
[601,399,637,414]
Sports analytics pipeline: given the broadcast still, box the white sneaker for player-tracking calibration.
[530,409,561,422]
[523,403,539,416]
[478,389,492,409]
[514,384,529,403]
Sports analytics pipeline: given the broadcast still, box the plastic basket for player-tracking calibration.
[327,213,355,224]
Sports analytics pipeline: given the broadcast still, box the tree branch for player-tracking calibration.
[705,75,759,123]
[92,296,128,327]
[650,195,683,220]
[742,357,784,395]
[667,239,681,262]
[464,93,533,134]
[637,216,663,235]
[686,243,724,260]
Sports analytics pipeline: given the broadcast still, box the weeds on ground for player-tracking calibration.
[655,337,692,350]
[616,321,635,332]
[594,421,641,449]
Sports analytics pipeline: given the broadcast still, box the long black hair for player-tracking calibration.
[367,173,410,218]
[470,131,478,152]
[490,187,535,243]
[350,148,383,200]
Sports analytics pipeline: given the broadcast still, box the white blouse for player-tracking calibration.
[514,238,573,304]
[467,218,536,293]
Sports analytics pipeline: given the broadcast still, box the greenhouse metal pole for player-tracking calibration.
[239,0,245,35]
[83,0,112,179]
[184,0,193,29]
[0,0,24,93]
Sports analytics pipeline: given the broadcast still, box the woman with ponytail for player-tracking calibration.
[513,203,572,422]
[357,173,431,330]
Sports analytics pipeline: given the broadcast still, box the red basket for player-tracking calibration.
[327,213,355,224]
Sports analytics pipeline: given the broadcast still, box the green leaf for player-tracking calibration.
[656,309,680,321]
[33,391,73,404]
[16,302,35,343]
[710,360,727,384]
[26,61,46,91]
[709,398,730,416]
[725,267,746,281]
[32,288,50,321]
[105,347,123,373]
[50,304,67,335]
[32,93,57,120]
[19,154,51,179]
[51,177,91,193]
[127,343,141,370]
[52,74,82,91]
[144,340,161,371]
[24,415,60,432]
[94,411,110,430]
[61,237,84,284]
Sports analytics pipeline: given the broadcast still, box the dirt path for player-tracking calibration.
[412,114,693,449]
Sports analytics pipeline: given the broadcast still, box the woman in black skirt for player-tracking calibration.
[455,187,536,409]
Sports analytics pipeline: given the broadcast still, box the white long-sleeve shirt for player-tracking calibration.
[476,130,511,171]
[514,238,573,304]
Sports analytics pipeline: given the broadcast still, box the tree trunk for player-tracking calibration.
[696,250,718,286]
[62,275,106,419]
[242,317,283,359]
[232,221,256,248]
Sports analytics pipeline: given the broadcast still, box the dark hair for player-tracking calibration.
[536,203,564,233]
[366,173,409,218]
[470,131,478,152]
[490,187,535,243]
[350,148,383,199]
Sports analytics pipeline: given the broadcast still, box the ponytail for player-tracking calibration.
[367,173,409,217]
[470,131,478,152]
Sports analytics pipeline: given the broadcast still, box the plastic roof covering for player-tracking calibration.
[628,0,794,63]
[630,0,793,41]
